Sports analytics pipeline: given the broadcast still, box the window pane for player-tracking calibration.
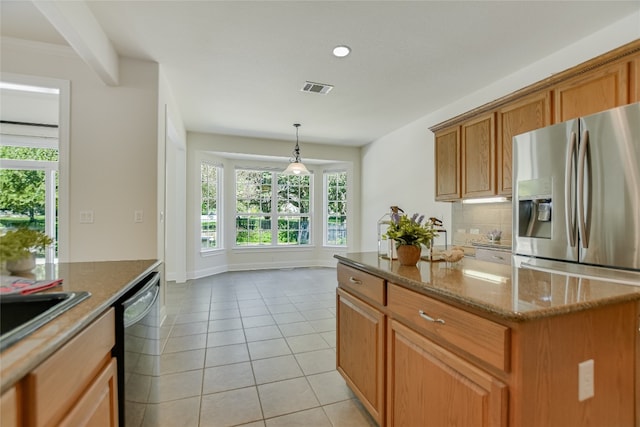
[0,146,58,162]
[236,215,271,245]
[236,170,271,214]
[0,168,50,259]
[235,170,273,246]
[325,171,347,246]
[201,162,219,249]
[0,140,59,261]
[277,215,309,245]
[276,173,311,246]
[236,169,311,247]
[277,174,310,214]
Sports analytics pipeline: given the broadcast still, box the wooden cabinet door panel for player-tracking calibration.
[631,56,640,103]
[59,358,118,427]
[27,309,115,427]
[336,288,385,425]
[434,126,460,201]
[497,91,551,195]
[1,386,20,427]
[554,61,629,122]
[462,113,496,198]
[388,320,507,427]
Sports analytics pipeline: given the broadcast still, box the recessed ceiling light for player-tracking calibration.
[332,45,351,58]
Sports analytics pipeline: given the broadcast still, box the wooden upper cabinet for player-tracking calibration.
[631,56,640,103]
[496,91,552,196]
[461,112,496,198]
[554,61,629,122]
[434,126,460,201]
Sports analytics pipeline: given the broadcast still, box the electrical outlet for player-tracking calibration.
[578,359,594,401]
[134,210,143,223]
[80,210,94,224]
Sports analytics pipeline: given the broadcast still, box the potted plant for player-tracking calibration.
[0,228,53,274]
[384,213,438,266]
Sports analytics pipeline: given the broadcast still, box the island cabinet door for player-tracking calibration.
[387,319,507,427]
[336,288,385,426]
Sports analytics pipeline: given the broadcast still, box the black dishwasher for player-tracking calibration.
[112,271,161,427]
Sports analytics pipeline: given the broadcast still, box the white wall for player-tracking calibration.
[361,117,452,252]
[360,12,640,252]
[158,66,188,282]
[1,37,161,262]
[187,131,360,279]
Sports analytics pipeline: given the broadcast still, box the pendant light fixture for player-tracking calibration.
[283,123,310,175]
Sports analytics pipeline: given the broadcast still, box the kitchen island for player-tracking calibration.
[0,259,160,426]
[335,252,640,427]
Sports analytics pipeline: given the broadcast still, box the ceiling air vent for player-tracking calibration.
[301,81,334,95]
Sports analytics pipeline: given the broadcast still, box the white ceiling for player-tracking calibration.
[1,1,639,147]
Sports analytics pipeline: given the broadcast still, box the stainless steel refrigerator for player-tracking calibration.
[513,102,640,272]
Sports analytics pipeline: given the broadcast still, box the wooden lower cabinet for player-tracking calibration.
[336,288,385,425]
[58,358,118,427]
[21,308,118,427]
[338,262,639,426]
[387,319,507,427]
[1,386,20,427]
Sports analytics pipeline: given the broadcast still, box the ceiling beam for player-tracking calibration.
[32,0,119,86]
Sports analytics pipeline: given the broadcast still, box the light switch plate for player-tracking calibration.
[578,359,594,401]
[80,210,94,224]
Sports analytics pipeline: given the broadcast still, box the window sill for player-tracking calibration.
[200,248,224,257]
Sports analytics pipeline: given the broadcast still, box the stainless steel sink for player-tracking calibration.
[0,291,90,352]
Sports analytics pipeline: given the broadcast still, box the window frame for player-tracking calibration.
[0,73,69,262]
[323,169,347,247]
[234,167,313,248]
[200,160,222,252]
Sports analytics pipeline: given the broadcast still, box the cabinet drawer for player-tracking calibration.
[388,283,509,372]
[337,263,385,306]
[475,248,511,265]
[27,308,115,427]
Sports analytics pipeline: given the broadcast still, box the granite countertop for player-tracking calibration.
[0,259,161,393]
[335,252,640,322]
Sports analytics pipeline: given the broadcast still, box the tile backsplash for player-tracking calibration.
[451,201,513,246]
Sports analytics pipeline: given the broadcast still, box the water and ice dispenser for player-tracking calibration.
[517,178,553,240]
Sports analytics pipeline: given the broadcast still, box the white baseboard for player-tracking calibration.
[185,259,338,280]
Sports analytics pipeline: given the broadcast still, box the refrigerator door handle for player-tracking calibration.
[565,131,577,247]
[577,129,589,249]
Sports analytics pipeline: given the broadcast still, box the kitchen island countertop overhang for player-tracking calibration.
[334,252,640,322]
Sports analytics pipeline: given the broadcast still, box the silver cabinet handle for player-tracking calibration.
[418,310,445,324]
[492,255,504,260]
[349,277,362,285]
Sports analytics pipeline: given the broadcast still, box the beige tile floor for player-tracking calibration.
[126,267,378,427]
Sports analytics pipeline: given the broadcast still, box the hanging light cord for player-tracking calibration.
[291,123,302,162]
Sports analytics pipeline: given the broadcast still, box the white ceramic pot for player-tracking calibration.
[6,252,36,274]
